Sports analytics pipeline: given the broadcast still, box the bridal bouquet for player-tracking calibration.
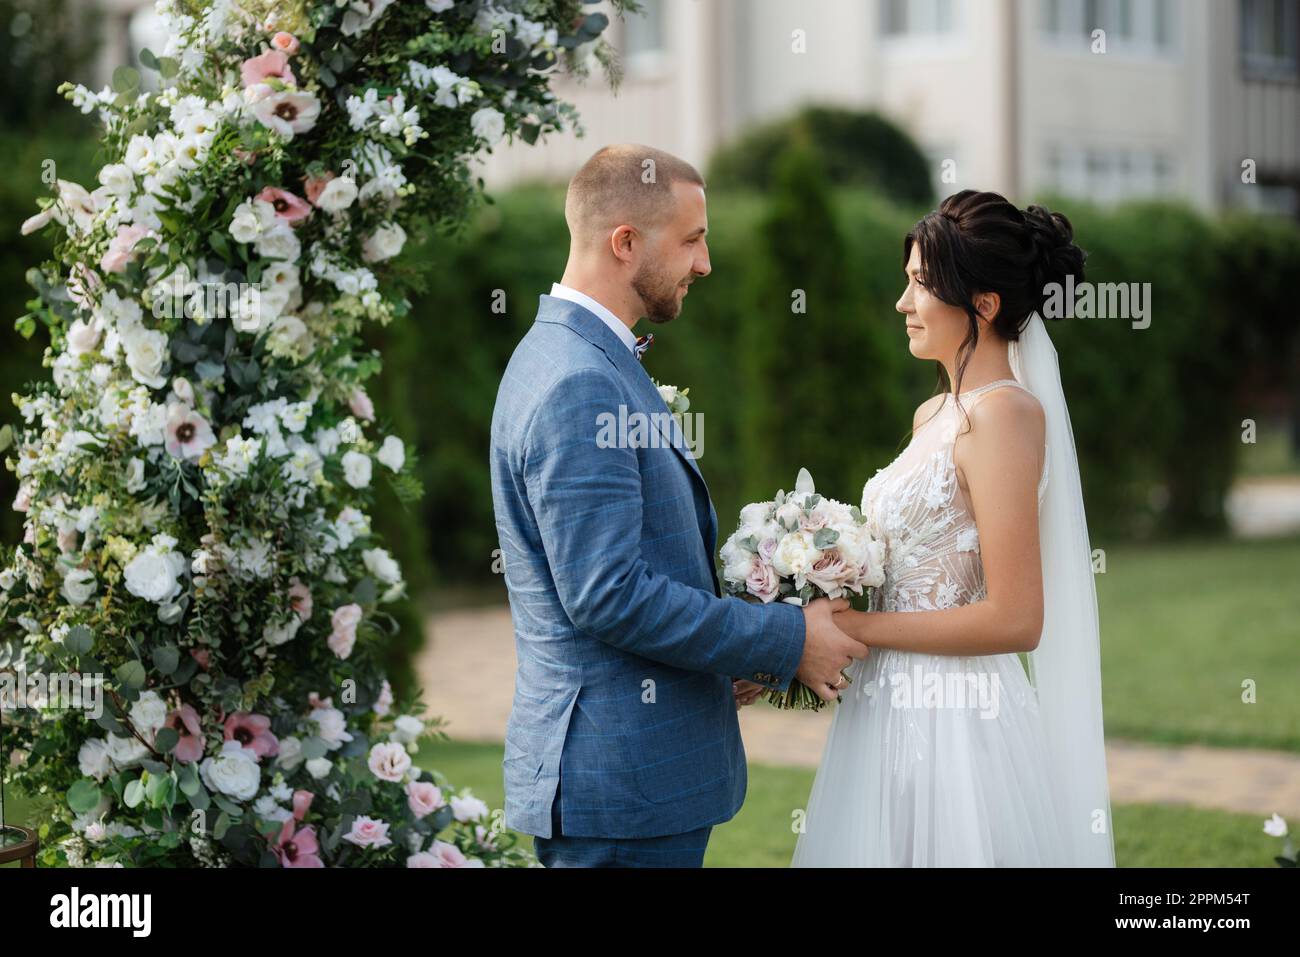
[719,469,885,710]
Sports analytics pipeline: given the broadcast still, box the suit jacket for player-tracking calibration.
[489,294,806,839]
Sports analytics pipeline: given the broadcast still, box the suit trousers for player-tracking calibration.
[532,779,713,868]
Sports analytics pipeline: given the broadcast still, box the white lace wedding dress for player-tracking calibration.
[790,379,1067,867]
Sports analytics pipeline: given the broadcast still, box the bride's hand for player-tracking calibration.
[732,679,764,709]
[832,605,871,647]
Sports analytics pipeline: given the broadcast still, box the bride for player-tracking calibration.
[784,190,1115,867]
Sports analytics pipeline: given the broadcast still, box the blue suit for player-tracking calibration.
[489,294,806,863]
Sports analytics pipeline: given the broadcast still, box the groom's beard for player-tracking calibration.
[632,263,690,324]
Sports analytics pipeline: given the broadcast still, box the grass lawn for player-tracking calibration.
[416,739,1280,868]
[1094,535,1300,751]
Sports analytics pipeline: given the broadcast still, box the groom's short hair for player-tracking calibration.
[565,144,705,243]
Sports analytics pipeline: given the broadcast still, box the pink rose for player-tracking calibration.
[328,602,362,659]
[240,49,296,89]
[57,527,79,554]
[12,484,32,513]
[372,679,393,716]
[407,781,445,819]
[167,704,205,764]
[799,506,831,532]
[271,31,300,55]
[100,223,150,273]
[805,549,850,597]
[744,556,781,603]
[288,576,313,621]
[67,264,103,310]
[349,388,374,422]
[367,741,412,782]
[343,815,391,849]
[423,840,483,868]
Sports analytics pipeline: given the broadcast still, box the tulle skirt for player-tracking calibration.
[790,646,1066,867]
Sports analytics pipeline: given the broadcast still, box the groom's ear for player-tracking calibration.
[610,223,639,265]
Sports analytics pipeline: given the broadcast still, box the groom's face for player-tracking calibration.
[632,181,711,324]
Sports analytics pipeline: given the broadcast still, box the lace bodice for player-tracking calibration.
[862,379,1047,614]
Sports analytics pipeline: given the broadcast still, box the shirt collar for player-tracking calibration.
[550,282,637,353]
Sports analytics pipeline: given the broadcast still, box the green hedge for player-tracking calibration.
[3,132,1297,598]
[400,177,1300,584]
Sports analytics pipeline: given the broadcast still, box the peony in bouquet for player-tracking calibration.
[719,469,885,710]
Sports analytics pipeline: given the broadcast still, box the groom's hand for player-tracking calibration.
[796,598,867,702]
[733,679,764,709]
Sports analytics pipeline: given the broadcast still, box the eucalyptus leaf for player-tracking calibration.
[152,644,180,675]
[115,660,146,690]
[67,779,102,815]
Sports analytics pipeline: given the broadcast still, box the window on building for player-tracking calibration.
[1042,144,1178,202]
[1240,0,1299,78]
[625,0,667,58]
[882,0,957,36]
[1041,0,1177,54]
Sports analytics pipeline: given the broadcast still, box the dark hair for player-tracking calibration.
[903,190,1085,420]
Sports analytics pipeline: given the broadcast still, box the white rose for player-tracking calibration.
[376,435,404,472]
[310,706,354,748]
[200,740,261,801]
[306,756,333,779]
[738,502,771,529]
[67,318,102,356]
[106,733,149,770]
[122,326,169,390]
[316,176,358,212]
[361,222,406,263]
[97,163,135,197]
[771,530,821,581]
[390,714,423,745]
[277,736,304,771]
[470,106,505,145]
[229,200,263,244]
[257,224,301,262]
[129,690,168,734]
[362,547,401,584]
[719,537,754,583]
[123,545,186,604]
[78,738,113,781]
[775,501,803,530]
[451,794,489,822]
[61,566,97,606]
[341,449,372,488]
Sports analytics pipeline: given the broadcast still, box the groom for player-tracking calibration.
[489,144,866,867]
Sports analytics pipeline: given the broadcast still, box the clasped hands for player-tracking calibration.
[734,597,868,709]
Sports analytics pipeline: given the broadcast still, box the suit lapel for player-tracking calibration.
[536,296,706,486]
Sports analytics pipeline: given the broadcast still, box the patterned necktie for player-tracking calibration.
[634,333,654,362]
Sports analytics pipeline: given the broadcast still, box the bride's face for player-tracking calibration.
[896,245,969,363]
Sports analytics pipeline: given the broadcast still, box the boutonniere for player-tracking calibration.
[652,379,691,417]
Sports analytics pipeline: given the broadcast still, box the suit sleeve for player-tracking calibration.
[521,367,805,689]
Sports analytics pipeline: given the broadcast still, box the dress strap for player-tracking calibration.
[955,378,1027,398]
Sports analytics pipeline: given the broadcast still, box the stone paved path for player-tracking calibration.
[416,606,1300,822]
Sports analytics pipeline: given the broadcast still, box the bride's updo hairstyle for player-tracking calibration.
[903,189,1086,400]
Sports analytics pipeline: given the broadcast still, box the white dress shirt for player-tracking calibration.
[550,282,637,353]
